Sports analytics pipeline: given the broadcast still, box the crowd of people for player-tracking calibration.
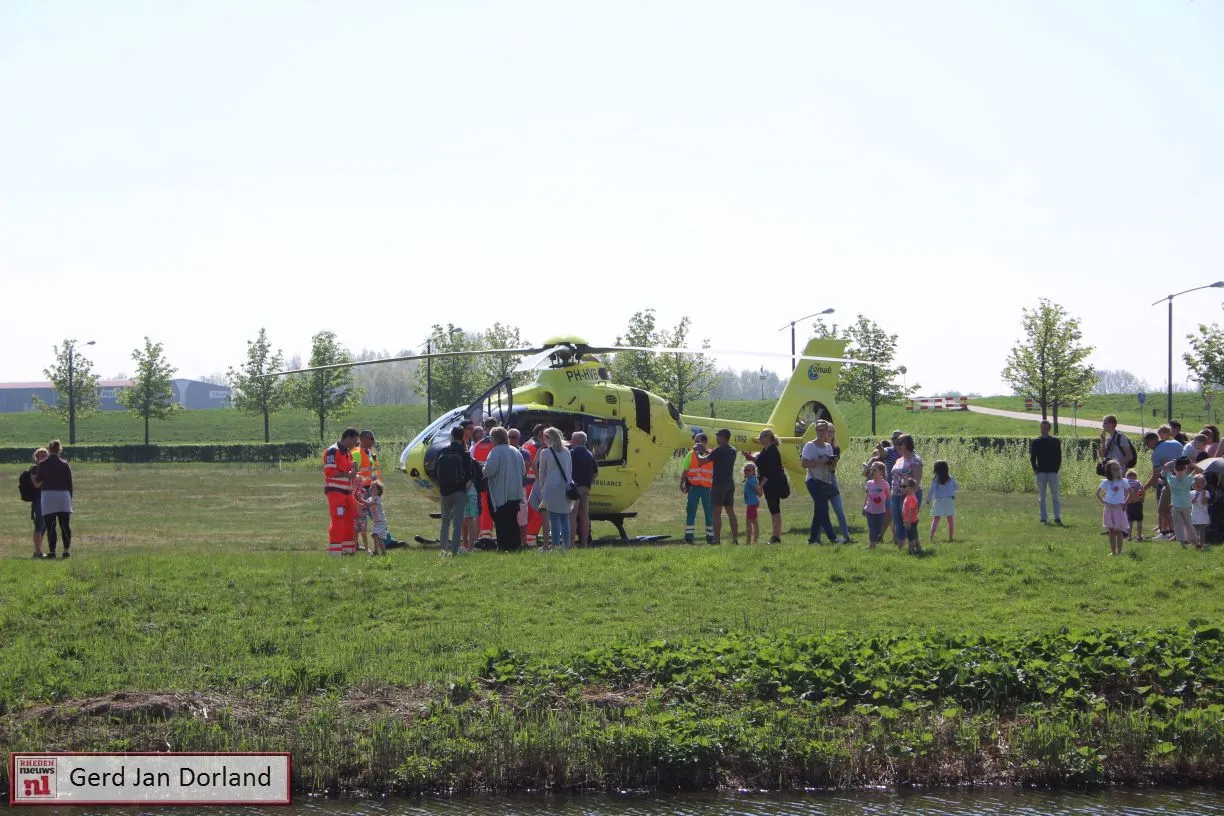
[1032,415,1222,554]
[424,418,598,555]
[307,414,1218,557]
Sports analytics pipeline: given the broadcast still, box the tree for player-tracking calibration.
[1092,369,1149,395]
[610,309,665,393]
[118,337,181,445]
[353,349,420,406]
[1184,322,1224,402]
[476,322,529,385]
[412,325,482,416]
[227,328,289,443]
[33,340,101,442]
[832,315,919,436]
[655,316,718,412]
[1001,299,1096,433]
[288,331,363,443]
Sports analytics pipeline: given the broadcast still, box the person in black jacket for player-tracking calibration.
[34,440,74,558]
[1030,421,1062,525]
[746,428,789,544]
[436,426,474,556]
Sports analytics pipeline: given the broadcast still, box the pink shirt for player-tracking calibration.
[864,480,891,514]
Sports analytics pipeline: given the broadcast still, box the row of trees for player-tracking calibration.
[40,307,1217,445]
[38,338,181,445]
[1001,299,1224,432]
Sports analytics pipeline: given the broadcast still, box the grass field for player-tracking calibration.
[3,393,1196,451]
[3,449,1223,792]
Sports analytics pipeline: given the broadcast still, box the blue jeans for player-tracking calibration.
[866,512,886,543]
[549,511,571,550]
[806,479,836,543]
[829,478,850,540]
[1035,472,1061,522]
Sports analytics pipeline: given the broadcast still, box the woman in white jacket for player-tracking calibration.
[535,427,575,550]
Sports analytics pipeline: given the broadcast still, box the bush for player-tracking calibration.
[0,443,318,465]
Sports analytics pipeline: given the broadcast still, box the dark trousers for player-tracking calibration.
[806,480,836,543]
[492,500,522,552]
[46,512,72,552]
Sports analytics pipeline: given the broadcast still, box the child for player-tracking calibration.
[901,478,922,554]
[354,485,371,553]
[461,481,479,553]
[366,483,388,556]
[1124,469,1146,542]
[863,461,891,548]
[1163,457,1196,548]
[742,462,763,544]
[926,460,958,542]
[1097,460,1129,555]
[1191,474,1211,550]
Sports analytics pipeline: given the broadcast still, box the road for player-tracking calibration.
[966,404,1147,435]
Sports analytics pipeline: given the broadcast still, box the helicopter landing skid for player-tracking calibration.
[590,512,670,544]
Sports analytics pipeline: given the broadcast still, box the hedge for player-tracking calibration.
[878,435,1105,457]
[0,443,319,465]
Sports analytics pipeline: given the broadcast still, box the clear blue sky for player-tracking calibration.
[2,0,1221,396]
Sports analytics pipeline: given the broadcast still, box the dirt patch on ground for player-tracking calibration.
[340,685,434,719]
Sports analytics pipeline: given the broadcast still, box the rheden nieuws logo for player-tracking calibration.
[9,753,291,806]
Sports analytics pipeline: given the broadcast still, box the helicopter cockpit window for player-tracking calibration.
[585,420,626,466]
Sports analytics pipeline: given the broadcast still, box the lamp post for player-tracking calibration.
[779,308,835,371]
[67,339,96,445]
[1152,282,1224,422]
[425,327,463,424]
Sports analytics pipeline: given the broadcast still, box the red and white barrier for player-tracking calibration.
[906,396,969,411]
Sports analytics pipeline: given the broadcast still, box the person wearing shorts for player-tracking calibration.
[26,447,49,558]
[708,429,740,544]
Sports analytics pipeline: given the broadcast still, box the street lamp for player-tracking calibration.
[67,340,96,445]
[1152,282,1224,422]
[779,308,834,371]
[425,327,463,424]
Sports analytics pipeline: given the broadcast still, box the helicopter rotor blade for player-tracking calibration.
[259,347,539,378]
[596,345,885,367]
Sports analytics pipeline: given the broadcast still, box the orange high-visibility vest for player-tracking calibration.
[353,447,380,486]
[522,439,542,480]
[686,450,713,488]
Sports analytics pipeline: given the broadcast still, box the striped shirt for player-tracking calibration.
[368,496,388,537]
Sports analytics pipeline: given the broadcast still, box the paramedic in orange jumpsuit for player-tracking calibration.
[470,422,496,539]
[324,428,361,555]
[521,424,549,547]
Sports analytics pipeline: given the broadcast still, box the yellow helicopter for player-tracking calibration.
[391,336,857,540]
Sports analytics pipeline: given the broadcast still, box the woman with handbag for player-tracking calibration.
[746,428,788,543]
[535,427,576,551]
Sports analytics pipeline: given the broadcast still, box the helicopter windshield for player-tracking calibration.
[399,408,466,472]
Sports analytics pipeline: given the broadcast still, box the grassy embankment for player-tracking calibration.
[2,437,1223,792]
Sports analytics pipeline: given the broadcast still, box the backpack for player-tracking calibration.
[18,469,36,502]
[1099,433,1138,475]
[435,448,467,493]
